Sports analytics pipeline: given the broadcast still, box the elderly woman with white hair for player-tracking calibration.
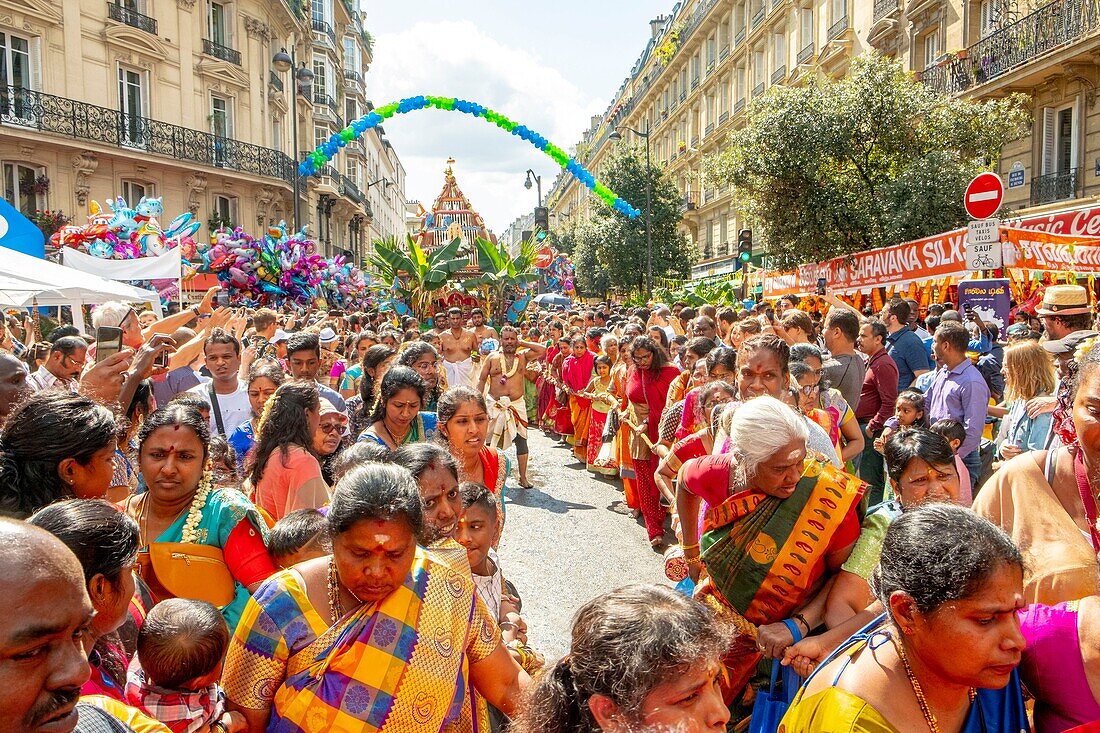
[675,395,865,727]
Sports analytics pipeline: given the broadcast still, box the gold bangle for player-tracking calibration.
[684,556,703,566]
[681,543,700,552]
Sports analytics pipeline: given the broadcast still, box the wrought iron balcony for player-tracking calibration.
[0,86,294,183]
[752,7,766,27]
[312,18,336,44]
[313,92,336,110]
[691,135,700,146]
[1030,167,1080,205]
[873,0,899,22]
[705,122,715,135]
[735,97,746,113]
[923,0,1100,95]
[736,27,747,45]
[828,15,849,40]
[681,191,698,212]
[720,44,731,60]
[107,2,158,34]
[202,38,240,65]
[344,69,363,86]
[753,81,765,96]
[692,76,700,89]
[797,43,815,63]
[719,110,729,123]
[771,65,787,83]
[268,70,284,92]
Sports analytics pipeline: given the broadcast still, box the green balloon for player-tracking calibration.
[340,128,355,141]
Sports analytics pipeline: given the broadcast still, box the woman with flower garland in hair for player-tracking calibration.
[123,403,276,631]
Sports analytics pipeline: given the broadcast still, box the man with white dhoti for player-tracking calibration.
[440,306,478,387]
[478,326,547,489]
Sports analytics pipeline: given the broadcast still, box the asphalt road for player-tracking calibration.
[496,427,668,661]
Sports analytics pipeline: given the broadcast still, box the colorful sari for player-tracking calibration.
[681,453,864,718]
[126,488,273,632]
[537,346,559,430]
[780,615,1029,733]
[562,350,595,461]
[584,375,617,476]
[612,363,638,509]
[358,412,439,449]
[479,446,509,543]
[223,550,500,733]
[626,365,681,541]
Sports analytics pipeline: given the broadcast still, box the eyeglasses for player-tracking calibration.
[61,353,86,368]
[319,422,344,435]
[799,383,821,395]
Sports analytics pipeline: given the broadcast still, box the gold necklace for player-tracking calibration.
[380,419,411,447]
[893,636,975,733]
[326,556,364,621]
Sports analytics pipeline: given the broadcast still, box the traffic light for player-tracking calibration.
[534,207,550,241]
[737,229,752,265]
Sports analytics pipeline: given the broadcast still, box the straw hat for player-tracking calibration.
[1036,285,1092,317]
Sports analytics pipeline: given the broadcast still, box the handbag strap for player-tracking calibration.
[208,381,226,436]
[1073,449,1100,553]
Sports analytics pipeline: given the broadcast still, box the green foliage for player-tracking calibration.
[653,22,683,66]
[368,235,469,319]
[653,277,745,308]
[460,237,539,324]
[704,53,1031,269]
[589,143,695,294]
[572,218,614,299]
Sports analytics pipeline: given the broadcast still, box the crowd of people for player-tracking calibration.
[0,280,1099,733]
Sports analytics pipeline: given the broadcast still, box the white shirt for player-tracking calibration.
[187,378,251,436]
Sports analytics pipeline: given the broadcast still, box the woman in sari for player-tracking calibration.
[675,347,736,440]
[537,323,564,432]
[249,382,329,523]
[223,462,530,732]
[398,341,444,412]
[582,355,618,476]
[228,359,284,475]
[358,366,439,449]
[124,404,275,631]
[623,335,681,547]
[345,345,396,440]
[562,334,596,462]
[29,498,139,701]
[612,335,640,513]
[654,381,736,506]
[780,505,1028,733]
[676,396,864,723]
[549,336,575,440]
[437,387,509,533]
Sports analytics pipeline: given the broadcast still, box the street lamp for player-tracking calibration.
[609,120,653,297]
[272,47,314,233]
[524,169,542,206]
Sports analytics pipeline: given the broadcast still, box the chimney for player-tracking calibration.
[650,14,668,38]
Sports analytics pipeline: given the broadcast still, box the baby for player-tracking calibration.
[125,599,245,733]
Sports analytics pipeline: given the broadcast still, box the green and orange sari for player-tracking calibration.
[681,453,865,723]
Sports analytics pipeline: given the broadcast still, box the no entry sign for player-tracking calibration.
[965,172,1004,220]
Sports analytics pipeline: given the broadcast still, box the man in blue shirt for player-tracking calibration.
[882,299,931,391]
[926,322,991,493]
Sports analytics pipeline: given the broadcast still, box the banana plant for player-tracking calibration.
[460,236,540,324]
[367,235,469,319]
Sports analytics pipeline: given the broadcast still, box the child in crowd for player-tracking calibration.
[208,434,238,488]
[268,508,331,568]
[165,393,211,425]
[455,482,542,675]
[929,419,974,507]
[875,390,928,453]
[125,599,246,733]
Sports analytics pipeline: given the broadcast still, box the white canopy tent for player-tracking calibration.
[0,247,162,332]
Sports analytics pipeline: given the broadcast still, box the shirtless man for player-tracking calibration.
[470,308,498,348]
[430,311,448,336]
[439,307,478,387]
[478,325,546,488]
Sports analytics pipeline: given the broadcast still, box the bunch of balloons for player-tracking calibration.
[195,222,368,309]
[297,95,642,219]
[52,196,201,259]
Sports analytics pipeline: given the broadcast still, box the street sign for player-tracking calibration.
[1008,161,1025,188]
[964,172,1004,220]
[967,218,999,244]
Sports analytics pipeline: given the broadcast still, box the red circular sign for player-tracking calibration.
[964,172,1004,220]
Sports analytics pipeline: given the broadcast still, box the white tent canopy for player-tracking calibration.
[0,247,162,332]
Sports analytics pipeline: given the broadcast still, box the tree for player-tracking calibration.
[593,144,695,293]
[572,218,613,299]
[460,236,539,324]
[704,53,1031,269]
[367,235,469,319]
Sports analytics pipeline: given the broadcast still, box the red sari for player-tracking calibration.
[625,364,680,541]
[563,350,596,461]
[478,446,508,545]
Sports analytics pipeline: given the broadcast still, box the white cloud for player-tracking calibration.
[367,19,605,235]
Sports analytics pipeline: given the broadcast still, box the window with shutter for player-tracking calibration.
[1040,107,1055,175]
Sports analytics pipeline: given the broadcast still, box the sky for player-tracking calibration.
[365,0,673,236]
